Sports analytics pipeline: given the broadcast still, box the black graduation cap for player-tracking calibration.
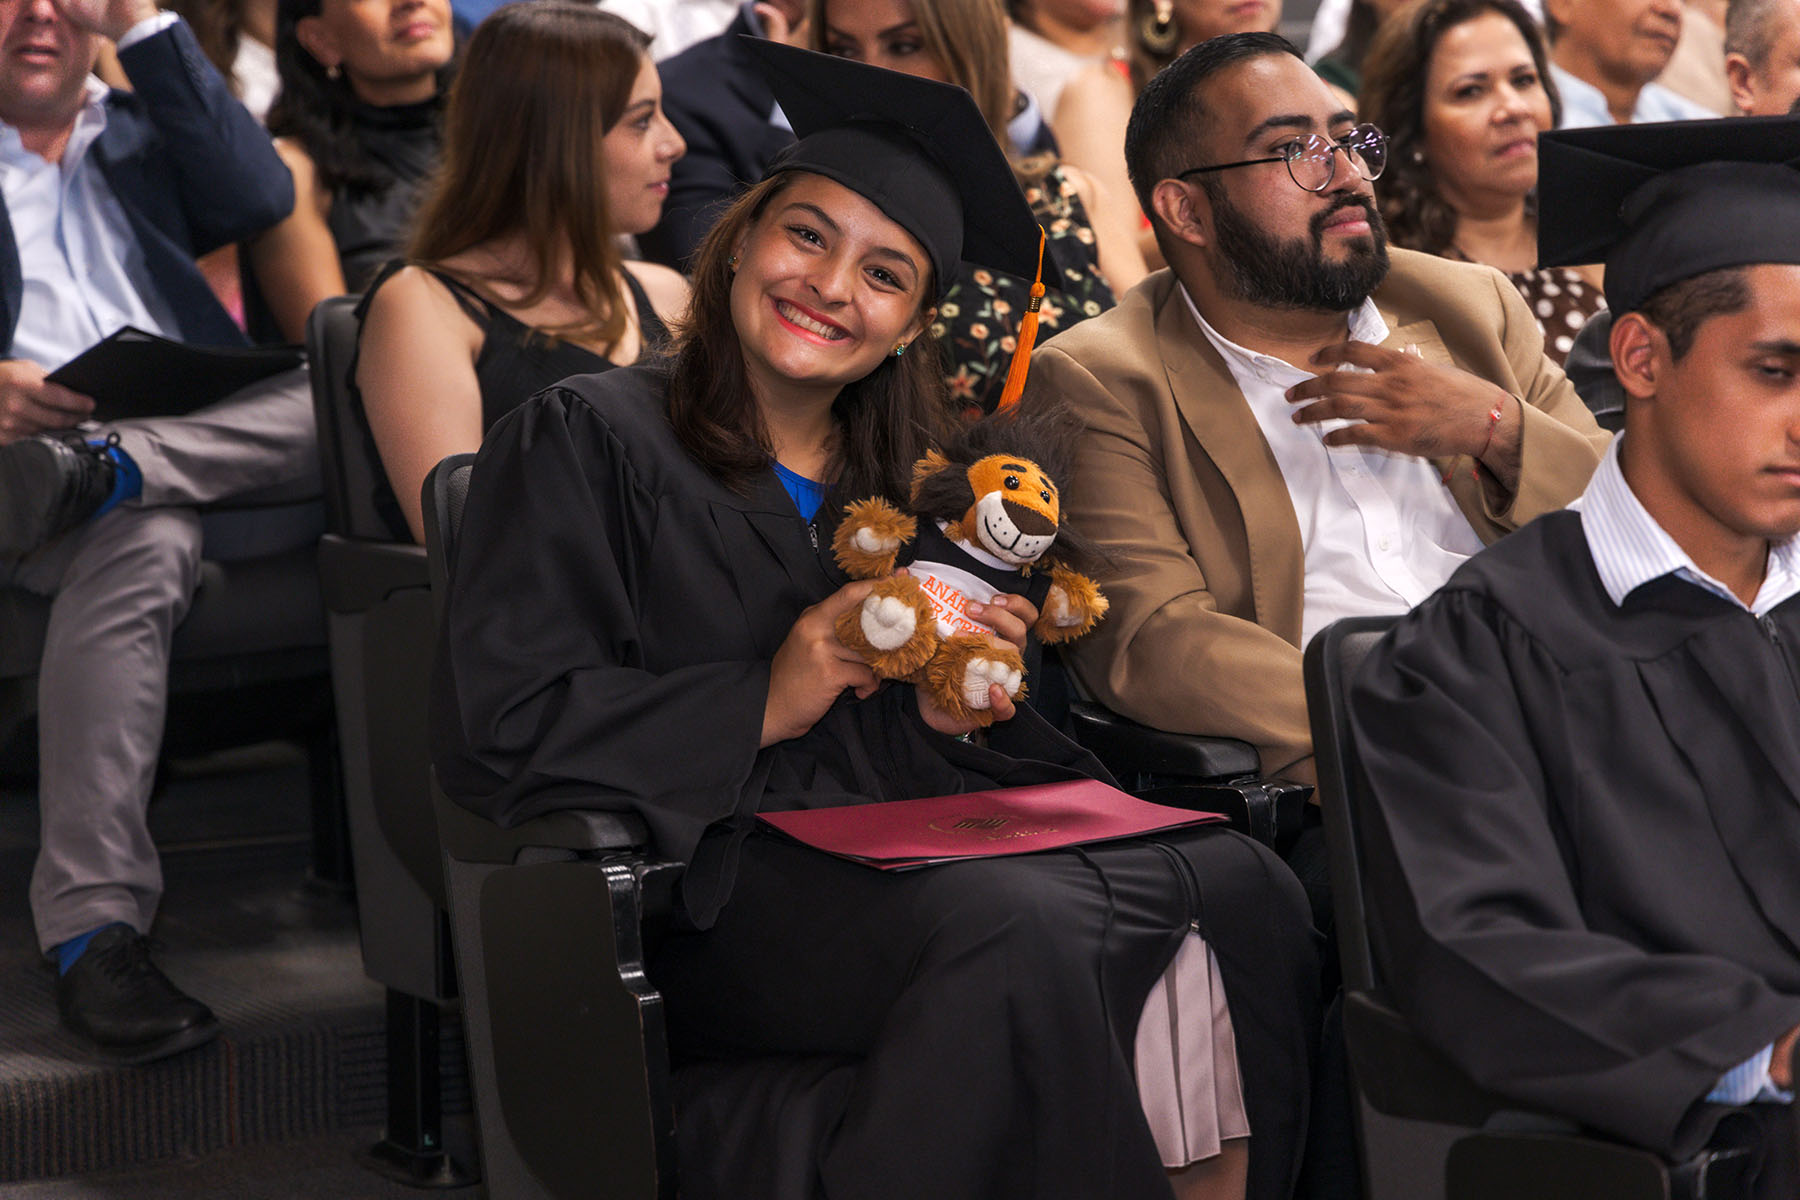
[1538,116,1800,314]
[743,37,1053,300]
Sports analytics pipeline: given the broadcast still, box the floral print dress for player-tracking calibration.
[933,165,1117,419]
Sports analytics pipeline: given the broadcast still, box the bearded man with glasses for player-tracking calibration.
[1030,31,1610,792]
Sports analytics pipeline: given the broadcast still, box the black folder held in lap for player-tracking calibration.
[47,327,303,420]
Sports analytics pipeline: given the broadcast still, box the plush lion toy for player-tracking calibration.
[831,405,1108,726]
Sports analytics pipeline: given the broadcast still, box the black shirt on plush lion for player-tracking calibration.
[831,405,1108,726]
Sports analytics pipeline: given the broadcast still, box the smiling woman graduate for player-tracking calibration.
[430,42,1319,1200]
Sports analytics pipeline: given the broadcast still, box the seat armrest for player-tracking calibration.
[1138,778,1312,849]
[434,792,652,864]
[317,535,429,613]
[1066,700,1261,781]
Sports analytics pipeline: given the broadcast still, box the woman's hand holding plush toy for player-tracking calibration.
[913,588,1039,736]
[762,580,883,748]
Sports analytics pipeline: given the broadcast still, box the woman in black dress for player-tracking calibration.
[353,2,688,541]
[431,42,1317,1200]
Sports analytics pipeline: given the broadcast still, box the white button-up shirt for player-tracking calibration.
[1180,285,1485,646]
[0,13,185,368]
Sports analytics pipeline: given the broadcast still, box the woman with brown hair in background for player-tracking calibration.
[1360,0,1605,364]
[811,0,1146,415]
[353,2,688,541]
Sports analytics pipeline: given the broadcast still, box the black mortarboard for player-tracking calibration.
[1538,116,1800,314]
[743,38,1052,301]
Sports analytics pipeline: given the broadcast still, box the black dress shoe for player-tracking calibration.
[0,432,118,557]
[55,926,220,1064]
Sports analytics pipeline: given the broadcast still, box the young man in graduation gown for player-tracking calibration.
[1350,118,1800,1192]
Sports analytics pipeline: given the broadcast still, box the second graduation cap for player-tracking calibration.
[1538,116,1800,314]
[743,38,1053,300]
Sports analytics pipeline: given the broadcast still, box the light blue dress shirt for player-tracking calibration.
[1550,64,1716,128]
[0,12,185,369]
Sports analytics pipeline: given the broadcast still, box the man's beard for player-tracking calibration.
[1208,189,1391,313]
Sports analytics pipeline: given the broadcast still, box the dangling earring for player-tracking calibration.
[326,63,341,81]
[892,341,907,358]
[1138,0,1179,56]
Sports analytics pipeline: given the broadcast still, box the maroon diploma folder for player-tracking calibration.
[758,780,1225,870]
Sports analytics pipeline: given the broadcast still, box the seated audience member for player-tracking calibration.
[1546,0,1715,123]
[1361,0,1606,366]
[635,0,808,270]
[246,0,456,343]
[1311,0,1410,105]
[1659,0,1735,111]
[815,0,1146,415]
[1054,0,1282,258]
[1007,0,1126,119]
[434,41,1319,1200]
[1726,0,1800,113]
[0,0,310,1059]
[354,2,687,543]
[1350,121,1800,1196]
[1030,33,1609,784]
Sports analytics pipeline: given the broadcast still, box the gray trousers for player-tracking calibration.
[3,366,316,952]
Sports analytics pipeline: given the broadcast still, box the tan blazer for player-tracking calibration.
[1033,250,1612,783]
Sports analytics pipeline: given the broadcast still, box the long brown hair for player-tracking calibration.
[407,2,646,349]
[667,172,951,502]
[1359,0,1561,255]
[808,0,1054,183]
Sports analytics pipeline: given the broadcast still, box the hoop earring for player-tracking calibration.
[1138,0,1179,56]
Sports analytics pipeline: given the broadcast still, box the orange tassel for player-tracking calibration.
[996,229,1047,413]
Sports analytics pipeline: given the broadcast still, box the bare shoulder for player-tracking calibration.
[363,265,484,351]
[1060,59,1133,108]
[624,260,691,325]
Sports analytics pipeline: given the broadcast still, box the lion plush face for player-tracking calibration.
[963,454,1060,566]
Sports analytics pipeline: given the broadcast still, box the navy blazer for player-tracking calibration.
[0,18,294,355]
[637,8,795,270]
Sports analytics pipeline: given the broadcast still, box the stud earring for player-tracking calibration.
[729,254,739,270]
[326,63,341,80]
[1410,147,1424,165]
[1138,0,1179,56]
[892,342,907,357]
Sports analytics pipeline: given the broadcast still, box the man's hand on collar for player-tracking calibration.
[1283,340,1524,493]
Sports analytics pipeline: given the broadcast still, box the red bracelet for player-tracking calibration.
[1477,397,1507,461]
[1442,397,1510,487]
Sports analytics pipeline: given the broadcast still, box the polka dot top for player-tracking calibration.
[1507,266,1607,369]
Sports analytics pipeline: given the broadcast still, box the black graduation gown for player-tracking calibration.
[430,365,1321,1200]
[1350,510,1800,1168]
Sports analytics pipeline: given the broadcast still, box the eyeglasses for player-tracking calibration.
[1176,124,1389,194]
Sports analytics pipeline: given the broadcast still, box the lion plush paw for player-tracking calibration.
[833,498,917,579]
[925,635,1026,727]
[1034,566,1109,644]
[836,576,938,678]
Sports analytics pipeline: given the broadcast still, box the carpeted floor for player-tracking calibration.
[0,744,473,1191]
